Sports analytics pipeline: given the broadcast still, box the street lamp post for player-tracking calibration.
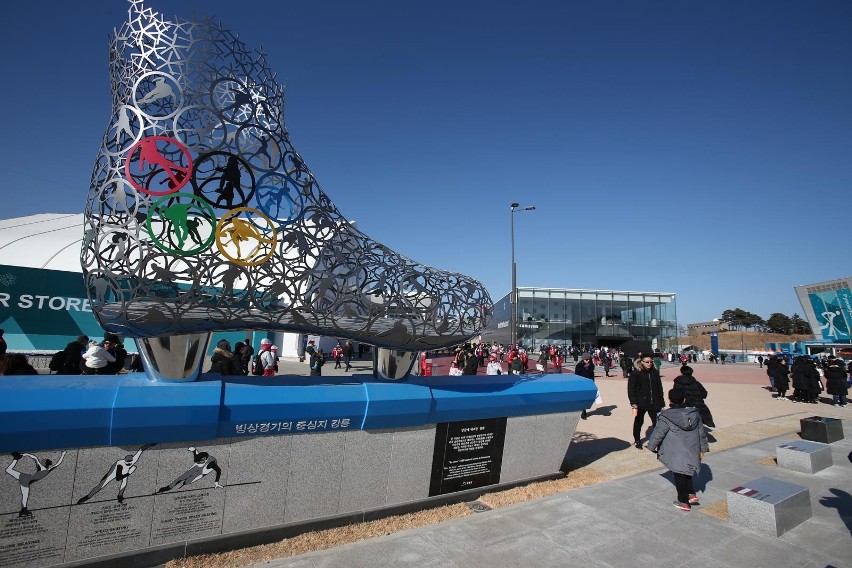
[510,202,535,348]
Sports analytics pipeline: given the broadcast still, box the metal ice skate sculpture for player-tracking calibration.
[83,0,492,381]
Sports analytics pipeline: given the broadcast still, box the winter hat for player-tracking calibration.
[216,339,232,351]
[270,345,278,351]
[260,338,272,346]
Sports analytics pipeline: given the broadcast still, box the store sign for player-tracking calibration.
[0,264,104,350]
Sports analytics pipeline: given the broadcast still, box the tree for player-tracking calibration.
[790,314,812,335]
[766,313,793,334]
[721,308,765,331]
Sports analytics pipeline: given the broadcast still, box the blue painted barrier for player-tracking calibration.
[0,372,598,452]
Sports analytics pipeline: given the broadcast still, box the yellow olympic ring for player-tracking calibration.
[215,207,278,266]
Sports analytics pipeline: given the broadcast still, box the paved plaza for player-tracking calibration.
[227,357,852,568]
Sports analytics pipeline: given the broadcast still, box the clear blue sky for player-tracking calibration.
[1,0,850,326]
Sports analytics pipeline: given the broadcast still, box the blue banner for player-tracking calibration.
[808,289,851,341]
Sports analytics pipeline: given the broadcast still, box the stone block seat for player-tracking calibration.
[799,416,844,444]
[776,440,832,474]
[727,476,811,537]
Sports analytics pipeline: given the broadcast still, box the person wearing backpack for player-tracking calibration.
[309,348,325,377]
[257,338,276,377]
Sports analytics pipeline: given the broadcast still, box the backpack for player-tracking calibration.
[251,353,264,376]
[49,350,65,373]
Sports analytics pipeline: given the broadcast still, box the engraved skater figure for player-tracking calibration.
[5,451,66,516]
[157,447,223,493]
[77,444,153,504]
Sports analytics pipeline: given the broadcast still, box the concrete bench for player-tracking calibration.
[776,440,832,474]
[800,416,844,444]
[727,476,811,537]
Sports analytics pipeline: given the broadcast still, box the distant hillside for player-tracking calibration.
[678,331,815,352]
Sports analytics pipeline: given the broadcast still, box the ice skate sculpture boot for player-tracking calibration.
[83,1,492,380]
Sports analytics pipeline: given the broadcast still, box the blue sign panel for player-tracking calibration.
[808,288,851,341]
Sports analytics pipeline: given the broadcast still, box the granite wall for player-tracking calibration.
[0,411,580,567]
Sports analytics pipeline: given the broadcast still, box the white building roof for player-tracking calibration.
[0,214,85,272]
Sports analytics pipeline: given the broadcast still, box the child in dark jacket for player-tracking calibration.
[672,366,715,428]
[647,388,709,511]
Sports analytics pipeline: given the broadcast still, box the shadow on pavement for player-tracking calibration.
[585,404,617,417]
[562,433,631,471]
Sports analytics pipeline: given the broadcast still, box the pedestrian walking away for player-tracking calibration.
[672,366,715,430]
[647,388,709,511]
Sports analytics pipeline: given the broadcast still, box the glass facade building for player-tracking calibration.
[482,287,678,354]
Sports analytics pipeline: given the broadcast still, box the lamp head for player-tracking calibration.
[510,202,520,209]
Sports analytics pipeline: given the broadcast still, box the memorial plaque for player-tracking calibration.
[64,498,154,563]
[150,488,225,546]
[429,418,507,496]
[0,509,68,568]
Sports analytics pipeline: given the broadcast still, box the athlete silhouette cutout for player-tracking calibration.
[5,451,66,517]
[137,77,175,105]
[77,444,152,504]
[114,106,135,146]
[220,217,273,259]
[157,447,222,493]
[214,156,245,208]
[220,86,253,117]
[820,310,847,338]
[160,203,193,249]
[136,138,189,188]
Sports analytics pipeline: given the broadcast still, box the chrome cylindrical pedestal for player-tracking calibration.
[136,333,211,382]
[373,348,417,380]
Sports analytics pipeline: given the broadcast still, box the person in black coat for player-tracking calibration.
[574,353,595,419]
[772,359,790,399]
[628,355,665,448]
[309,348,325,377]
[240,339,254,375]
[60,335,89,375]
[824,355,848,407]
[462,348,480,375]
[672,366,715,428]
[1,354,39,375]
[209,340,241,375]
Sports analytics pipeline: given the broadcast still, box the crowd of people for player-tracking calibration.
[0,335,137,376]
[763,354,850,406]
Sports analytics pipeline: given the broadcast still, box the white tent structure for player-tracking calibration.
[0,213,85,271]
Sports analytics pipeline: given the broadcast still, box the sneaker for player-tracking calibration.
[673,501,691,511]
[688,494,700,505]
